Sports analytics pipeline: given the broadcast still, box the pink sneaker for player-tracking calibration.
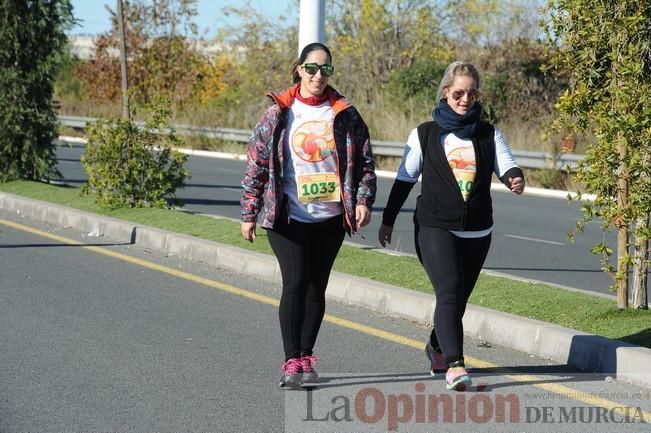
[279,358,303,388]
[425,342,446,376]
[446,366,472,391]
[300,355,320,388]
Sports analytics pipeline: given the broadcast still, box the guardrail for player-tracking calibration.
[58,115,583,170]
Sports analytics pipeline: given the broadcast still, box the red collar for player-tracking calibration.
[268,84,351,114]
[295,90,329,106]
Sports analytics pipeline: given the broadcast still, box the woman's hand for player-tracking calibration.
[355,205,371,228]
[509,177,525,195]
[241,221,257,242]
[378,223,393,247]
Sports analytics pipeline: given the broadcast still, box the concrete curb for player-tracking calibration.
[0,193,137,243]
[1,191,649,388]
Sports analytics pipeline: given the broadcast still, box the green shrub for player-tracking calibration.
[384,60,447,114]
[81,102,189,209]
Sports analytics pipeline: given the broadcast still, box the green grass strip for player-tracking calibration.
[1,180,649,348]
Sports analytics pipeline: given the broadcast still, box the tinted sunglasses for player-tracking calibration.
[450,89,480,101]
[302,63,335,77]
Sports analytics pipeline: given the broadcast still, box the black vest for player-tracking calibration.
[415,121,496,230]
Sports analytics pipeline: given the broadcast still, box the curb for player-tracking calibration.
[1,191,649,389]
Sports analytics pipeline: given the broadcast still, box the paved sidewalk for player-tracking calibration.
[1,191,650,389]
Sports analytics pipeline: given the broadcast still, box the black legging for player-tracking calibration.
[416,224,491,366]
[266,214,345,360]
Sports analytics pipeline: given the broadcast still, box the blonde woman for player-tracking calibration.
[379,61,525,391]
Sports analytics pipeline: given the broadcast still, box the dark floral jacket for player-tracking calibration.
[240,84,376,234]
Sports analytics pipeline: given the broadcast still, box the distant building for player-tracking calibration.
[68,35,96,59]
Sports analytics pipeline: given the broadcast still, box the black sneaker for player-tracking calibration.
[279,357,303,388]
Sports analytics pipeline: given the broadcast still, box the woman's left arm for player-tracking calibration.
[494,127,525,195]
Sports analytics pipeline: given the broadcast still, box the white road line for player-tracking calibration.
[503,234,565,246]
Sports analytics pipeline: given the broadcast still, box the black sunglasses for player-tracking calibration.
[301,63,335,77]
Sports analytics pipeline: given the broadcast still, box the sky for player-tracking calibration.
[69,0,296,37]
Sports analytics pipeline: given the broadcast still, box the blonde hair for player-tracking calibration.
[435,61,481,106]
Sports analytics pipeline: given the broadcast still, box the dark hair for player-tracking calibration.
[291,42,332,84]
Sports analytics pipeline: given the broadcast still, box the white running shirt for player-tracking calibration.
[283,98,343,222]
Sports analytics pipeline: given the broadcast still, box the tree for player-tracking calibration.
[208,3,296,128]
[328,0,451,104]
[76,0,207,109]
[443,0,546,54]
[0,0,74,181]
[543,0,651,309]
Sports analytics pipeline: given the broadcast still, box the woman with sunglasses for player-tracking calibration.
[240,42,376,389]
[378,61,525,391]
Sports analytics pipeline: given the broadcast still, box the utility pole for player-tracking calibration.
[117,0,130,119]
[616,134,629,309]
[298,0,325,55]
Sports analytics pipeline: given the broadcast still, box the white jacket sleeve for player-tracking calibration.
[396,128,423,183]
[493,127,519,178]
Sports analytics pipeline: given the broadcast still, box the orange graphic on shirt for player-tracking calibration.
[447,146,476,170]
[291,120,335,162]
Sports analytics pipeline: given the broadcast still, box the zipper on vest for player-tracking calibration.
[281,193,291,224]
[461,202,468,230]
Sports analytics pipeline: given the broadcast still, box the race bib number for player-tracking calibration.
[457,178,473,198]
[454,169,474,201]
[297,172,340,203]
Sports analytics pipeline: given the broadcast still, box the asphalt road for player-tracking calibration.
[54,142,621,296]
[1,210,649,432]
